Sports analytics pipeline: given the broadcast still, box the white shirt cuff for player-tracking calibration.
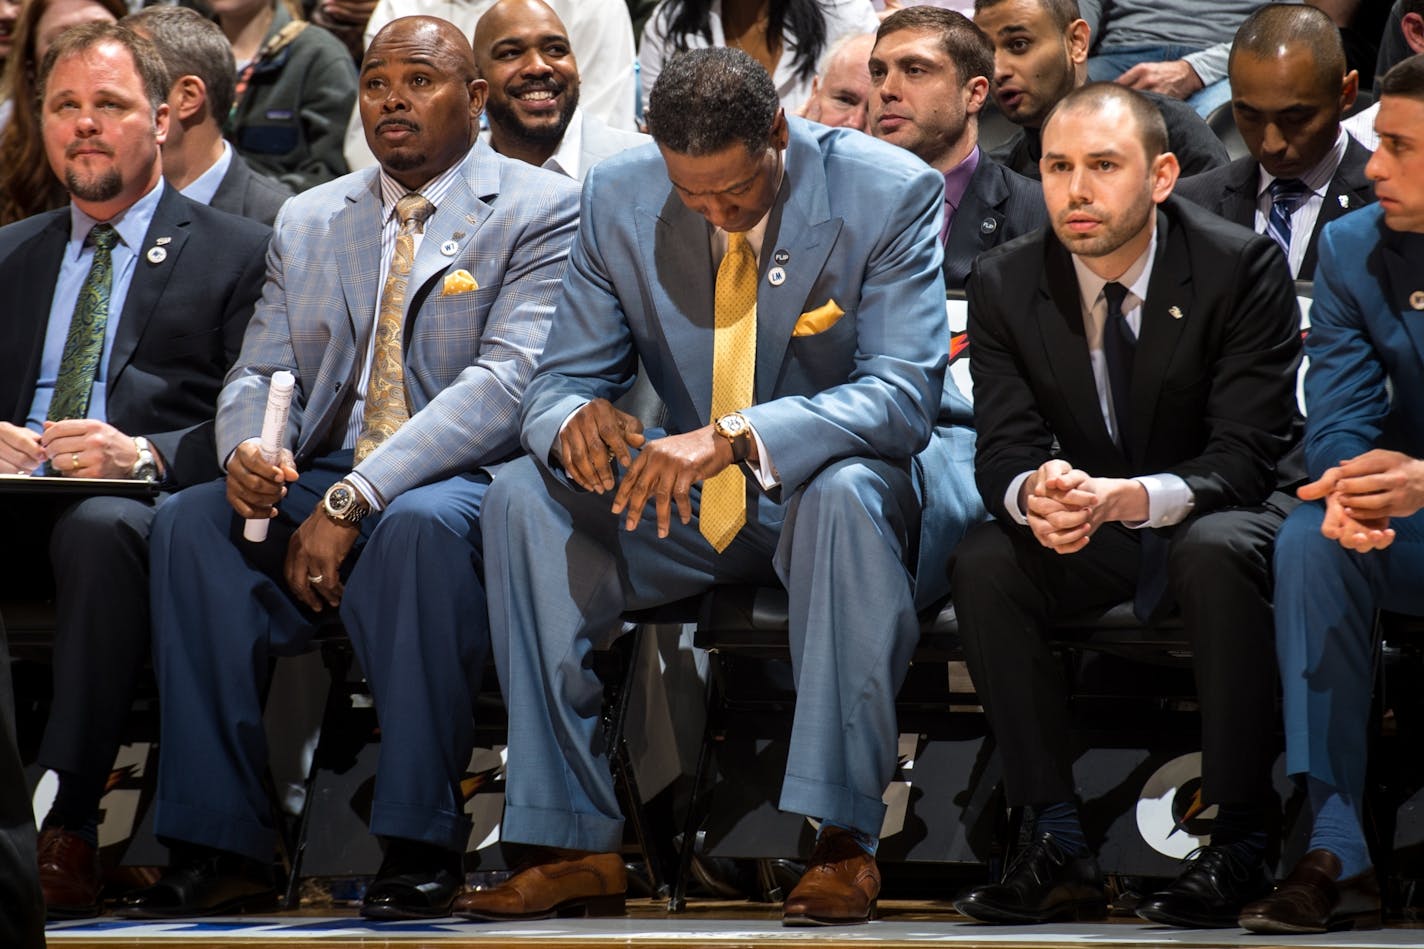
[1126,473,1194,529]
[744,423,779,490]
[1004,470,1034,526]
[346,471,384,513]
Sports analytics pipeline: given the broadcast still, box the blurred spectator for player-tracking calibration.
[0,0,18,77]
[343,0,636,169]
[1346,0,1423,151]
[639,0,879,115]
[799,31,873,130]
[0,0,126,225]
[217,0,355,192]
[973,0,1227,180]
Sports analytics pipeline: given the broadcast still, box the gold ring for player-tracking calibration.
[71,452,81,471]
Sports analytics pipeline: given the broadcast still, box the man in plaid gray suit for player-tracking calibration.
[123,16,579,920]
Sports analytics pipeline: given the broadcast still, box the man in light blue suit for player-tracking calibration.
[1241,55,1424,936]
[122,17,579,922]
[458,47,982,928]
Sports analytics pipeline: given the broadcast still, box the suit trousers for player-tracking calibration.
[0,616,45,949]
[1274,501,1424,796]
[952,497,1291,809]
[484,453,923,852]
[148,453,491,860]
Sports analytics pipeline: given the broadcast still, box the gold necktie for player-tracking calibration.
[356,192,435,462]
[700,231,757,552]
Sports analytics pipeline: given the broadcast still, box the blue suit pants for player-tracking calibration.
[484,454,923,852]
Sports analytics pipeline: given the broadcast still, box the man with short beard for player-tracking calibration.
[472,0,646,181]
[950,82,1301,929]
[0,21,269,919]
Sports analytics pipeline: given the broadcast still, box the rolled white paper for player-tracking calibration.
[242,370,296,542]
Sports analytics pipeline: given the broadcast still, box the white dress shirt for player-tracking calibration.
[1253,128,1349,278]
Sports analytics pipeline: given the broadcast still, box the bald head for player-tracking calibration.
[1229,3,1347,97]
[804,32,874,131]
[1044,82,1166,161]
[472,0,580,161]
[360,16,484,188]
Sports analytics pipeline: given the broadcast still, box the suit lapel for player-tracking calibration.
[1219,160,1258,228]
[109,187,188,392]
[406,153,496,323]
[754,130,840,402]
[1127,209,1192,466]
[1302,137,1375,278]
[1,213,68,422]
[640,193,717,424]
[1383,230,1424,371]
[944,153,1004,282]
[1038,237,1116,452]
[333,173,385,344]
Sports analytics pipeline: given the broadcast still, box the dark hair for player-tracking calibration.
[973,0,1081,33]
[0,0,130,226]
[647,47,779,155]
[1404,1,1424,18]
[654,0,828,83]
[1381,51,1424,102]
[1044,81,1168,160]
[40,23,170,113]
[876,6,993,86]
[1229,3,1345,95]
[125,6,237,121]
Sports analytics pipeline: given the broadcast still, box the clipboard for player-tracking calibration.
[0,474,159,498]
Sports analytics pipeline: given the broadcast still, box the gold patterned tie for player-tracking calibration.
[48,224,119,422]
[700,231,757,552]
[356,192,436,462]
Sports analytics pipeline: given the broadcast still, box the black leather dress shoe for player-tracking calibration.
[116,850,276,918]
[1136,845,1273,928]
[954,833,1105,923]
[1239,848,1381,934]
[361,838,464,920]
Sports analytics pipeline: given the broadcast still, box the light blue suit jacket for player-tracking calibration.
[1303,204,1424,478]
[521,118,979,605]
[217,140,580,503]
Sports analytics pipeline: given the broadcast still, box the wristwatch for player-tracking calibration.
[129,436,159,482]
[713,412,752,463]
[322,479,369,526]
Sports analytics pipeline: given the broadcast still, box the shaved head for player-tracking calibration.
[367,15,476,82]
[1230,3,1346,97]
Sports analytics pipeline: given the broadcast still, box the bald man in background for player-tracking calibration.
[800,32,876,132]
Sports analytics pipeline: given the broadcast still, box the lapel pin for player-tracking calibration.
[452,231,466,241]
[980,217,998,234]
[767,266,786,287]
[156,236,171,245]
[773,248,790,265]
[1169,305,1184,320]
[1338,195,1350,209]
[440,239,459,257]
[146,246,167,264]
[1410,290,1424,311]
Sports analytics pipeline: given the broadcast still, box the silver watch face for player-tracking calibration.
[719,414,748,437]
[327,484,354,514]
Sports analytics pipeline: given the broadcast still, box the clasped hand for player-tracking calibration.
[1022,459,1147,554]
[0,419,139,478]
[1298,449,1424,552]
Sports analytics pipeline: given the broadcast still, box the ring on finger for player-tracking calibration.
[71,452,81,471]
[307,574,324,584]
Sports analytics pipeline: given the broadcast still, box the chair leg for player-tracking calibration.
[605,625,672,900]
[668,650,723,912]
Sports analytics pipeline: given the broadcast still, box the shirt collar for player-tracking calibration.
[544,108,585,181]
[942,147,981,213]
[1072,214,1158,314]
[67,177,165,261]
[1255,127,1349,199]
[180,140,235,207]
[378,156,466,222]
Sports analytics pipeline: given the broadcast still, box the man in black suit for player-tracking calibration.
[126,6,291,226]
[1175,4,1374,282]
[950,83,1301,928]
[0,22,268,918]
[868,5,1045,290]
[973,0,1228,181]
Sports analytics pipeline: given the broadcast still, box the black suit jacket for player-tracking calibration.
[1173,135,1376,281]
[0,186,270,486]
[209,153,292,227]
[965,196,1301,526]
[943,151,1047,290]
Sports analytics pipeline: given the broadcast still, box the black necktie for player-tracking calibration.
[1102,280,1135,451]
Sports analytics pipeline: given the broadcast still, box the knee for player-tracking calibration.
[949,521,1029,625]
[484,456,547,528]
[1273,501,1334,575]
[799,458,912,527]
[51,495,155,562]
[1168,513,1266,583]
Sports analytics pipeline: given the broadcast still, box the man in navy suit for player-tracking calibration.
[1240,54,1424,936]
[0,22,268,919]
[1174,4,1375,281]
[461,47,981,927]
[868,5,1045,290]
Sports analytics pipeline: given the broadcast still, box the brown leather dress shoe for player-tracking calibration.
[782,826,880,926]
[452,849,625,920]
[1238,849,1381,934]
[38,826,103,919]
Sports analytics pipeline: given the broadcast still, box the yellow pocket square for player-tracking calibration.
[442,269,478,295]
[792,299,845,337]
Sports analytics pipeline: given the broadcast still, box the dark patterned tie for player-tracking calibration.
[47,224,119,422]
[356,192,435,462]
[1266,178,1310,260]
